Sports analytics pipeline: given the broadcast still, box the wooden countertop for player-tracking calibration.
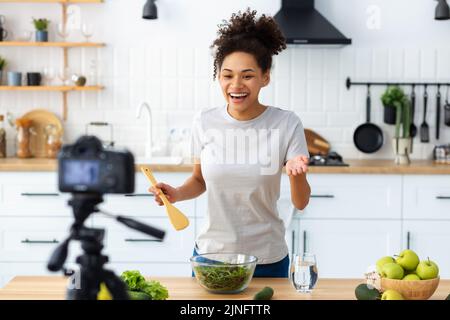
[0,158,449,174]
[0,276,449,300]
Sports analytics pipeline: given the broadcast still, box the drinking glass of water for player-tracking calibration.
[290,253,318,293]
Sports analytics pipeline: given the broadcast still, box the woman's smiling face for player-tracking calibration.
[219,51,270,114]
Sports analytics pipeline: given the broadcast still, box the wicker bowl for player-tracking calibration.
[381,277,440,300]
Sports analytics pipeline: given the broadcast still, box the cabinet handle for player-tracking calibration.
[21,238,59,244]
[21,193,59,197]
[303,230,307,254]
[406,231,411,250]
[436,196,450,200]
[124,194,154,197]
[124,238,162,242]
[310,194,335,198]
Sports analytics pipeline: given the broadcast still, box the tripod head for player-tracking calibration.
[47,192,165,299]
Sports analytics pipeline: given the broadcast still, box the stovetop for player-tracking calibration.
[308,151,349,166]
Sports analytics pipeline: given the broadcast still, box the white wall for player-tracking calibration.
[0,0,449,160]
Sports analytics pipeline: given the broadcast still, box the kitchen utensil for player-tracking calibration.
[85,122,114,149]
[381,277,439,300]
[304,129,330,155]
[141,166,189,231]
[353,85,384,153]
[410,85,417,137]
[290,253,318,293]
[190,253,257,293]
[420,85,430,143]
[26,72,42,86]
[7,72,22,86]
[436,86,441,140]
[21,109,63,158]
[444,86,450,127]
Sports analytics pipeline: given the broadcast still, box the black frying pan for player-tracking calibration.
[353,85,384,153]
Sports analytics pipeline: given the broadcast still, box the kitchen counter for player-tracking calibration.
[0,158,449,174]
[0,276,449,300]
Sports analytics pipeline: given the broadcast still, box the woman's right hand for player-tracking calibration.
[148,182,180,206]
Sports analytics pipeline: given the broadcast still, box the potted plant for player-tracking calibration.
[381,86,407,125]
[0,55,6,85]
[388,86,413,165]
[32,18,50,42]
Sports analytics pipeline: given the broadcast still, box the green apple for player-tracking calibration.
[381,289,404,300]
[381,263,404,279]
[376,256,395,274]
[395,249,420,271]
[416,258,439,280]
[402,274,421,281]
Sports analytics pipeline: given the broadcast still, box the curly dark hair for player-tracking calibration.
[211,8,287,79]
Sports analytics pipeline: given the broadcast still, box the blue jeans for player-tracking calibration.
[191,248,289,278]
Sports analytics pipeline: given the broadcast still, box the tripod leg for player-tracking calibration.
[103,270,130,300]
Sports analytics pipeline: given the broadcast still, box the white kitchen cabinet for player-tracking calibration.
[0,217,82,262]
[0,172,71,216]
[297,219,402,278]
[402,221,450,279]
[403,176,450,220]
[301,174,402,219]
[91,217,195,263]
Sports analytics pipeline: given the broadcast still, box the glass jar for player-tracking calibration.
[44,124,62,159]
[0,114,6,158]
[15,118,33,158]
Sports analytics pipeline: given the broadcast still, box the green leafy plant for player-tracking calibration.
[0,56,6,70]
[194,264,253,292]
[120,270,169,300]
[32,18,50,31]
[381,86,411,138]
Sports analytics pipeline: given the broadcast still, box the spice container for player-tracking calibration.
[44,124,62,158]
[0,115,6,158]
[15,118,33,158]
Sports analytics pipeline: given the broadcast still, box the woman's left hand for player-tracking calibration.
[286,155,309,176]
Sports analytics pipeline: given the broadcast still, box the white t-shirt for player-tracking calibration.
[190,105,308,264]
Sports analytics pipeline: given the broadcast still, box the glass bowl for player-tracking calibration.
[190,253,258,294]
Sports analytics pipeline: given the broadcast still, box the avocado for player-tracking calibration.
[253,287,274,300]
[128,290,151,300]
[354,283,381,300]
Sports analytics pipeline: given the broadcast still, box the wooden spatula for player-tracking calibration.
[141,166,189,231]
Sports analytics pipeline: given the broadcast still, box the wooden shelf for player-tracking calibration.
[0,85,104,92]
[0,0,103,3]
[0,41,105,48]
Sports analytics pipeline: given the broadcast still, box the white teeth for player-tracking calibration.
[229,93,248,98]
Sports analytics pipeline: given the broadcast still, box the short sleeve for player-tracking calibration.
[190,111,203,163]
[285,114,309,163]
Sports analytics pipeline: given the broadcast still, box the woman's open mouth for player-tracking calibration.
[229,92,249,104]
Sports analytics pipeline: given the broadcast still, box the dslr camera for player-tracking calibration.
[58,135,134,194]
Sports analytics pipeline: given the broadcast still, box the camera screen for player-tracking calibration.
[62,160,100,186]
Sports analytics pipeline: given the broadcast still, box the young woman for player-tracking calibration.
[149,9,311,278]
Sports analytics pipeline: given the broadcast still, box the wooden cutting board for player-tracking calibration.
[304,129,330,155]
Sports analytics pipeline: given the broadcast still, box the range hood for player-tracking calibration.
[274,0,351,45]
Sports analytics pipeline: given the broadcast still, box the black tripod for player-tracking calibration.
[48,193,165,300]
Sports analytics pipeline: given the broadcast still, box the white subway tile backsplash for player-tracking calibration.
[274,78,291,110]
[307,49,324,79]
[404,49,420,80]
[388,48,404,80]
[306,79,323,111]
[3,42,449,160]
[178,78,195,109]
[161,48,178,77]
[178,48,195,78]
[420,49,437,80]
[372,49,389,80]
[355,48,372,79]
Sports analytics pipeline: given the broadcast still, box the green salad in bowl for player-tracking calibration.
[190,253,258,294]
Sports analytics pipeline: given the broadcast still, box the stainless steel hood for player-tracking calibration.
[274,0,351,45]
